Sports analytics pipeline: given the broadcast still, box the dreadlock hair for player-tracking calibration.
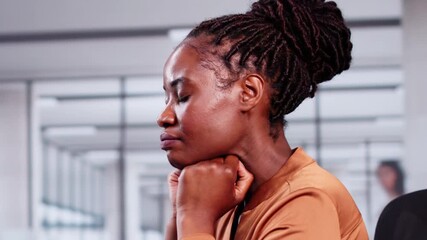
[186,0,352,138]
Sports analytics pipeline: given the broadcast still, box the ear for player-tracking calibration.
[239,74,265,112]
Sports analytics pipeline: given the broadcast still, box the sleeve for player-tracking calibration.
[181,233,215,240]
[261,188,341,240]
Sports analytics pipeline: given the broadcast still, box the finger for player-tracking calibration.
[168,169,181,182]
[224,155,239,180]
[237,161,253,184]
[212,157,226,164]
[235,161,254,202]
[195,157,223,166]
[172,169,181,177]
[224,155,239,171]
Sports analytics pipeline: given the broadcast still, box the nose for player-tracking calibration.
[157,104,176,128]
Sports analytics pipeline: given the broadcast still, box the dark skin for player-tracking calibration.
[157,37,293,239]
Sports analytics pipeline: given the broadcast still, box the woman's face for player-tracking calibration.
[377,165,397,193]
[157,41,246,169]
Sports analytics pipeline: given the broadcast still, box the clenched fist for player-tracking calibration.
[175,155,253,239]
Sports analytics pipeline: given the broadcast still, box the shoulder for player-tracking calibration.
[382,189,427,213]
[375,189,427,240]
[271,187,341,215]
[284,162,367,238]
[266,184,367,239]
[258,188,341,239]
[288,161,352,205]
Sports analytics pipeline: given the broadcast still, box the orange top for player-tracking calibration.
[182,148,368,240]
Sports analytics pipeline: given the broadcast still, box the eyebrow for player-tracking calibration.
[170,77,184,87]
[163,77,185,91]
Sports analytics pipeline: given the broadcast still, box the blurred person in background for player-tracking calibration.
[376,160,405,200]
[157,0,369,239]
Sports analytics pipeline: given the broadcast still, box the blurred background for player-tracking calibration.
[0,0,426,239]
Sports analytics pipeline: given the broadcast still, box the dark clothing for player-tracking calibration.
[375,189,427,240]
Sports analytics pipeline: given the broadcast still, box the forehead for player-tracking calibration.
[163,37,236,90]
[163,43,201,83]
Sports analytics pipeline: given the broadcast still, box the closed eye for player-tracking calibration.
[177,95,190,103]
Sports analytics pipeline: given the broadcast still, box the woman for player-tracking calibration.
[157,0,368,239]
[376,160,405,199]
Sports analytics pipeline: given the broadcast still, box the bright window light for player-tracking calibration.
[38,98,58,108]
[85,150,118,166]
[85,150,118,160]
[375,117,404,127]
[45,126,97,137]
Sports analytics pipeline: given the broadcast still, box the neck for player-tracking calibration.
[388,190,400,199]
[233,126,292,193]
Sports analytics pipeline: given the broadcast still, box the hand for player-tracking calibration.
[165,170,181,240]
[176,155,253,238]
[168,170,181,216]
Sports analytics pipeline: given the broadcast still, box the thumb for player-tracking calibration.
[235,161,254,203]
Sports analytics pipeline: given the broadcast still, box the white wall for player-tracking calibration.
[103,163,120,240]
[403,0,427,192]
[0,83,31,239]
[126,159,141,240]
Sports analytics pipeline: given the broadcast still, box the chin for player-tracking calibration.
[168,159,185,170]
[166,152,189,170]
[166,151,206,170]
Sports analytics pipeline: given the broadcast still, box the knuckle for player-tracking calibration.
[223,168,235,180]
[223,167,234,175]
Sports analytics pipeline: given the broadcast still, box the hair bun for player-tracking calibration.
[249,0,352,88]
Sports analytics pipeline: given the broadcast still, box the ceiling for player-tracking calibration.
[0,0,401,80]
[0,0,401,33]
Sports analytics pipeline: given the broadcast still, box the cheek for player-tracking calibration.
[182,101,239,146]
[388,173,397,184]
[382,173,396,187]
[177,103,207,136]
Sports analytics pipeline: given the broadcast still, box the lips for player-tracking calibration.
[160,132,181,150]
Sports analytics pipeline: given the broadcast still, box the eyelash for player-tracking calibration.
[177,95,190,103]
[163,92,190,104]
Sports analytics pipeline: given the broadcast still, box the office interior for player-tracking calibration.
[0,0,426,239]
